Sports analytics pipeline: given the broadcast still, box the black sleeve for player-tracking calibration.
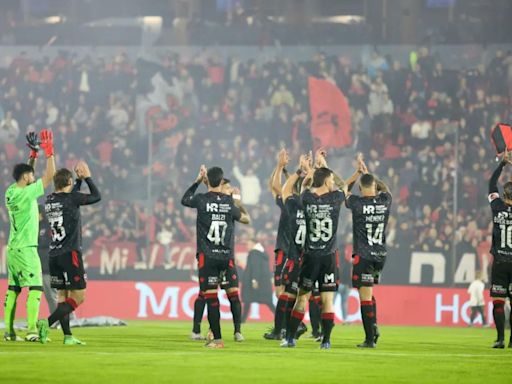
[345,194,358,209]
[379,191,393,206]
[72,179,83,192]
[75,178,101,206]
[232,204,242,222]
[181,182,200,208]
[489,162,505,195]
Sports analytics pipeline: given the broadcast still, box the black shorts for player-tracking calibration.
[298,252,339,293]
[490,261,512,298]
[198,253,231,292]
[282,257,301,295]
[351,255,384,289]
[220,258,239,290]
[274,249,286,287]
[49,250,87,290]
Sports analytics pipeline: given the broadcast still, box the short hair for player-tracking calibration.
[360,173,376,189]
[504,181,512,200]
[12,163,34,181]
[207,167,224,188]
[312,167,333,188]
[54,168,73,190]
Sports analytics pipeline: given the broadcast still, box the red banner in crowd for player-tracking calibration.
[0,279,493,327]
[308,77,352,150]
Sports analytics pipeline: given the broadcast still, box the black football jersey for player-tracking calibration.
[301,190,345,257]
[488,192,512,262]
[346,192,392,262]
[275,196,291,252]
[45,178,101,256]
[284,195,306,261]
[182,183,241,260]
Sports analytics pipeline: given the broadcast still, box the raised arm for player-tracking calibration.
[376,178,391,195]
[272,148,289,197]
[39,130,56,189]
[75,161,101,205]
[347,153,367,194]
[232,187,250,224]
[283,153,309,201]
[489,160,506,195]
[181,165,206,207]
[26,132,40,170]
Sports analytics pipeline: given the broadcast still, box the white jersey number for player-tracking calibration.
[295,224,306,246]
[207,221,228,246]
[309,218,333,242]
[366,223,384,246]
[499,224,512,248]
[49,216,66,242]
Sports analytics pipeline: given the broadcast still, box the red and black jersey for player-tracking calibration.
[301,189,345,257]
[275,196,291,252]
[284,195,306,261]
[346,192,392,262]
[488,162,512,263]
[181,183,241,261]
[45,178,101,257]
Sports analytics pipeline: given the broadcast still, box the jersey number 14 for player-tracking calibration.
[366,223,384,246]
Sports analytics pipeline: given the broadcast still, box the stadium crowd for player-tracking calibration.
[0,47,511,273]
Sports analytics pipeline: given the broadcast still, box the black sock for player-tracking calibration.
[60,313,72,336]
[493,300,505,342]
[321,312,335,343]
[274,295,288,333]
[309,297,321,335]
[205,293,222,340]
[48,298,77,327]
[509,308,512,340]
[372,296,378,325]
[228,292,242,334]
[287,310,304,339]
[193,293,206,334]
[360,300,375,343]
[284,296,295,334]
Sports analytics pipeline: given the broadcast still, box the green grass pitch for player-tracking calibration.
[0,321,510,383]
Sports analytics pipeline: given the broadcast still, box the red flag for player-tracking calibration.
[308,77,352,150]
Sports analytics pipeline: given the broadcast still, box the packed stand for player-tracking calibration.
[0,47,511,271]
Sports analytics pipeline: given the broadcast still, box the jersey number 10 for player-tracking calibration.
[499,224,512,248]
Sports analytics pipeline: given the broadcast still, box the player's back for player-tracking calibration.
[347,192,392,261]
[284,195,306,260]
[194,192,240,260]
[5,179,44,248]
[275,196,291,252]
[489,195,512,262]
[45,192,83,256]
[302,189,345,256]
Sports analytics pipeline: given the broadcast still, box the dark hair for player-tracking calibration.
[360,173,376,188]
[504,182,512,200]
[312,167,333,188]
[12,163,34,181]
[207,167,224,188]
[54,168,73,190]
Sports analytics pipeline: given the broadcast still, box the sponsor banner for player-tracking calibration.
[0,279,494,326]
[0,240,492,286]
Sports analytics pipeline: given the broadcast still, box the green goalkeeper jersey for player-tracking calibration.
[5,179,44,248]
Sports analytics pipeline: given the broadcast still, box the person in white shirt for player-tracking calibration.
[467,271,487,327]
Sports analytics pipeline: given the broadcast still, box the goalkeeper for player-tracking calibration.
[3,130,56,342]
